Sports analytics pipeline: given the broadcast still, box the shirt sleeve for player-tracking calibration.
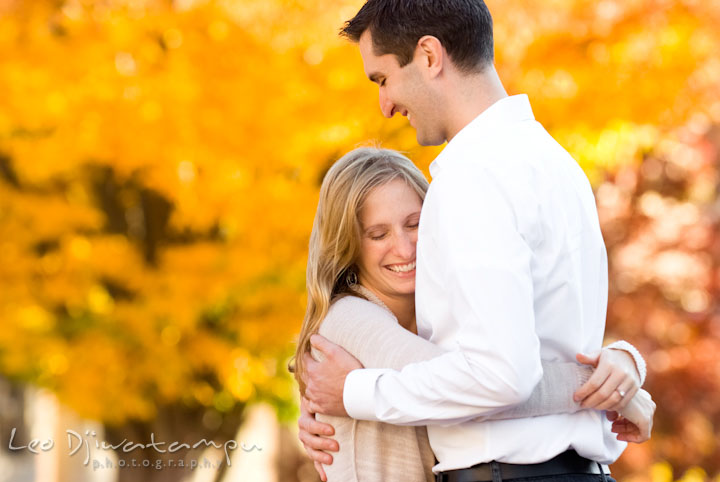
[323,297,594,422]
[345,165,547,425]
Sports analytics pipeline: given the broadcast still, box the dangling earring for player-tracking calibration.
[346,269,358,287]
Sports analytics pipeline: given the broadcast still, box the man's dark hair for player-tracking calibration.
[340,0,494,73]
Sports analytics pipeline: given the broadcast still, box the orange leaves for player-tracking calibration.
[598,116,720,475]
[489,0,720,180]
[1,6,718,475]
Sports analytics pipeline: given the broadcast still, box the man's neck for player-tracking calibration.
[443,65,508,142]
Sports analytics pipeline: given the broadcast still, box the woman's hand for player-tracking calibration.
[298,396,339,481]
[608,388,656,443]
[573,347,641,412]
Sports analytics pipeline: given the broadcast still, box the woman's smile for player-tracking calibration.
[356,179,423,304]
[385,260,416,275]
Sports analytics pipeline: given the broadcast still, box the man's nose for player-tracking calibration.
[379,89,395,118]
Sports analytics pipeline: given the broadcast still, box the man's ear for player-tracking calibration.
[416,35,444,78]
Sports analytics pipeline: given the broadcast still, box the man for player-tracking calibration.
[301,0,650,480]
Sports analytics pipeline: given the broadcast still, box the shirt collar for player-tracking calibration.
[429,94,535,179]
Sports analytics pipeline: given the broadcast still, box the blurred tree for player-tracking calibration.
[0,0,718,480]
[0,1,396,480]
[598,120,720,479]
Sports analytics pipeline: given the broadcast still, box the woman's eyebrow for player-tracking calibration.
[363,223,388,232]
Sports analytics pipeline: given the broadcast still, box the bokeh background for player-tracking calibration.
[0,0,718,481]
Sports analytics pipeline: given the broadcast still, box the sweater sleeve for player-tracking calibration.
[605,340,647,386]
[317,296,445,370]
[318,296,590,420]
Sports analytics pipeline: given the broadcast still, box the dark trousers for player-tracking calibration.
[474,476,615,482]
[435,460,614,482]
[437,472,615,482]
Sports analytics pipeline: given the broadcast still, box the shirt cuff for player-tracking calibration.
[343,368,389,422]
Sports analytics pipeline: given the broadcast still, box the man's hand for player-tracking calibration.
[298,396,339,482]
[607,388,656,443]
[302,334,363,417]
[573,347,641,411]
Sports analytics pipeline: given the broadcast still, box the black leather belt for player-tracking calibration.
[436,450,607,482]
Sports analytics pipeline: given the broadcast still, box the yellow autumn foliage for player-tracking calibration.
[0,0,719,478]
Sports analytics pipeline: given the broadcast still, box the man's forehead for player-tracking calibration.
[358,32,378,78]
[358,31,376,63]
[358,30,395,80]
[358,29,374,51]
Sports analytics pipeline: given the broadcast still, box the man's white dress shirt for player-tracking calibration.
[344,95,625,471]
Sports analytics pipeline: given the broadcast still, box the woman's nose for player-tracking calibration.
[393,231,416,258]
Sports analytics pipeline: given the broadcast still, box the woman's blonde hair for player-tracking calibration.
[293,147,429,394]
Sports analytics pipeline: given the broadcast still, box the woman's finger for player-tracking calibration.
[574,362,611,403]
[575,352,600,368]
[593,370,632,410]
[579,368,623,409]
[604,378,638,412]
[583,348,637,408]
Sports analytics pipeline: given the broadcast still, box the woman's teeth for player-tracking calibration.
[387,261,416,273]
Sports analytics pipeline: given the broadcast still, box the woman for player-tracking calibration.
[293,147,653,482]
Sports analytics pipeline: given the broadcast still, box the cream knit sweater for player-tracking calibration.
[313,287,595,482]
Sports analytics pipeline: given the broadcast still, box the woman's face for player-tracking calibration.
[356,179,422,301]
